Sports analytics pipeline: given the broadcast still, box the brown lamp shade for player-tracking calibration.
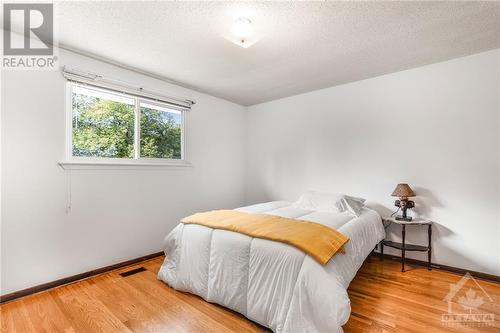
[391,183,415,198]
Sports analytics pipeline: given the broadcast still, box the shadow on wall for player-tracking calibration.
[412,186,444,218]
[365,202,393,217]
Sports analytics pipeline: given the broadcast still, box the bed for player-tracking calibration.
[158,195,385,333]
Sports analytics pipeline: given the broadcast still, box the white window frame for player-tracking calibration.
[60,82,191,169]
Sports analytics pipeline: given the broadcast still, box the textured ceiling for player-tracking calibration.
[10,1,500,105]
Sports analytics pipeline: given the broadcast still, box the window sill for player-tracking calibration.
[59,159,193,170]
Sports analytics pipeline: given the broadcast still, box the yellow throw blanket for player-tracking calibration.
[181,210,349,265]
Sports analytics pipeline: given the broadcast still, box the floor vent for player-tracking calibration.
[119,267,147,277]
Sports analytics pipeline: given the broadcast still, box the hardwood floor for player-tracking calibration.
[1,256,499,333]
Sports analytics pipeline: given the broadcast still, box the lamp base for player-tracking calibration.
[396,216,413,221]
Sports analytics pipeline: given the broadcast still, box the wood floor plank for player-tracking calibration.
[50,283,133,333]
[80,276,170,333]
[0,304,18,333]
[1,256,499,333]
[1,301,38,333]
[20,293,76,333]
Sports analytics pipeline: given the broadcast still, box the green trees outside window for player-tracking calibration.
[71,85,182,159]
[140,103,181,159]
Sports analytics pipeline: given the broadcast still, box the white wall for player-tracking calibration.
[1,49,247,294]
[246,49,500,275]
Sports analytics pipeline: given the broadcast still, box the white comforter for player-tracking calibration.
[158,201,385,333]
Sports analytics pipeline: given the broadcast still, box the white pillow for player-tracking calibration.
[343,195,366,216]
[293,191,366,216]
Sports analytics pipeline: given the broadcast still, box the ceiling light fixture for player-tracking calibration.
[222,16,260,49]
[232,17,254,44]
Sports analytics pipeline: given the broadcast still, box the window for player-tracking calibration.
[68,83,185,163]
[140,102,182,159]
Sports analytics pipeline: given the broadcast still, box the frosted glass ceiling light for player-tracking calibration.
[232,17,253,44]
[222,17,260,48]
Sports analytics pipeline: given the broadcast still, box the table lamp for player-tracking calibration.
[391,183,415,221]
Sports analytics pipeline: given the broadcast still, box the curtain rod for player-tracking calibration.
[61,67,195,110]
